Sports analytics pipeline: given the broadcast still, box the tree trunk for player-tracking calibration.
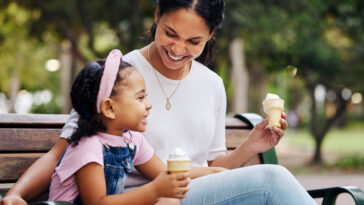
[229,37,249,113]
[248,62,266,114]
[60,40,73,114]
[9,73,20,113]
[312,134,324,164]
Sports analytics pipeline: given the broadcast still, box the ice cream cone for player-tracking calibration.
[263,94,284,128]
[167,147,190,174]
[167,160,190,174]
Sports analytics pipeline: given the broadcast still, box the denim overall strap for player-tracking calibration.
[73,144,136,205]
[103,144,136,195]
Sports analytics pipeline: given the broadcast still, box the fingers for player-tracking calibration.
[174,172,189,180]
[281,112,287,120]
[255,118,269,129]
[280,117,288,130]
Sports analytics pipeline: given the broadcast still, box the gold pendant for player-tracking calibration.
[166,98,171,110]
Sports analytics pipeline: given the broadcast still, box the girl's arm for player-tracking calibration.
[135,154,226,180]
[2,138,68,204]
[76,155,190,205]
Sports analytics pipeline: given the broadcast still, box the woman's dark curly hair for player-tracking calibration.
[69,59,132,146]
[150,0,224,66]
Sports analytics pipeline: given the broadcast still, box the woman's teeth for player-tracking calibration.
[167,52,183,61]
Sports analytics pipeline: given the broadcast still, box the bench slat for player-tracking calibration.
[225,129,251,149]
[0,153,43,182]
[0,129,60,152]
[0,114,69,127]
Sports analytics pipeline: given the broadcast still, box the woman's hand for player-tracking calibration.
[246,112,288,154]
[153,197,181,205]
[0,194,27,205]
[151,171,190,199]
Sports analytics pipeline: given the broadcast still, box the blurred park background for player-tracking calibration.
[0,0,363,200]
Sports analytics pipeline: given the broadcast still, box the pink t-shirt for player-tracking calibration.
[48,131,153,202]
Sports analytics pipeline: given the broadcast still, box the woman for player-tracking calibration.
[1,0,315,204]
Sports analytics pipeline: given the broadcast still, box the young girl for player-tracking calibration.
[48,49,224,205]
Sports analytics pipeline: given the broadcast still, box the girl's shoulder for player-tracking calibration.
[125,131,154,166]
[55,135,104,183]
[124,131,145,145]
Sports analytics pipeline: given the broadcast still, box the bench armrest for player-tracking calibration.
[233,113,279,164]
[308,186,364,205]
[233,113,264,129]
[29,201,74,205]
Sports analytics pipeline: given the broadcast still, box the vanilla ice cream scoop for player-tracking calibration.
[167,147,190,174]
[262,93,284,128]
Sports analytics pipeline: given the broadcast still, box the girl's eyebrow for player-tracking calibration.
[165,26,203,40]
[135,89,146,95]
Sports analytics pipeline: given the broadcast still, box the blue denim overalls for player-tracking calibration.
[55,137,136,205]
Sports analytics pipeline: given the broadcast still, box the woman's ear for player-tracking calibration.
[154,6,160,24]
[208,30,215,41]
[100,98,115,119]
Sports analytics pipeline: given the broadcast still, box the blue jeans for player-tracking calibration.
[181,164,316,205]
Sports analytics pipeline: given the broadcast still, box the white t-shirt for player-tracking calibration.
[60,49,227,186]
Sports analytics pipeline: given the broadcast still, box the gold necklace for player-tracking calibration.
[147,45,186,110]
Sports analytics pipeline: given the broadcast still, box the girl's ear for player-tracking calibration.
[100,98,115,119]
[154,6,160,24]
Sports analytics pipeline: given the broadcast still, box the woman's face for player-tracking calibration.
[154,8,212,70]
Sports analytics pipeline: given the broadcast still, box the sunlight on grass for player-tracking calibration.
[285,127,364,155]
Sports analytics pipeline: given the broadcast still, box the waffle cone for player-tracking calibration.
[267,109,282,128]
[167,160,190,174]
[263,98,284,128]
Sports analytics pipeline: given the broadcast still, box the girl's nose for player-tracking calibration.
[146,99,152,110]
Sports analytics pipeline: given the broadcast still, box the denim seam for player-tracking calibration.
[213,189,280,205]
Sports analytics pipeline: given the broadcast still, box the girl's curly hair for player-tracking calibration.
[69,59,132,146]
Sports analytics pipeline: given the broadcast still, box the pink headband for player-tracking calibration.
[96,49,123,113]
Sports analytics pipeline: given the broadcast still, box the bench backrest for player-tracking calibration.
[0,113,277,198]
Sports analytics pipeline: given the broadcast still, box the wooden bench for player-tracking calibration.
[1,113,364,205]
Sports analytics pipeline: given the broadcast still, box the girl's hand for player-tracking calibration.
[151,171,190,199]
[0,194,27,205]
[246,112,288,154]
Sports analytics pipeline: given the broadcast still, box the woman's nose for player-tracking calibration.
[171,41,186,56]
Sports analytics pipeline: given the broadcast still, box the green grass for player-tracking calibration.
[285,127,364,154]
[284,126,364,172]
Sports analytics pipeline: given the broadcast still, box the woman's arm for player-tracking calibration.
[210,113,288,169]
[189,166,227,179]
[2,138,68,204]
[76,157,190,205]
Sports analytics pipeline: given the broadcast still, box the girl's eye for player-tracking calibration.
[138,93,147,100]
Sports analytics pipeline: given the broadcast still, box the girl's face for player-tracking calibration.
[111,68,152,132]
[154,8,212,70]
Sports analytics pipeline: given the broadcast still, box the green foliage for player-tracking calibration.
[0,3,59,95]
[328,154,364,171]
[30,99,61,114]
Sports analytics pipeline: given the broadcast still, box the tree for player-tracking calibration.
[223,0,364,164]
[1,0,155,113]
[0,2,59,112]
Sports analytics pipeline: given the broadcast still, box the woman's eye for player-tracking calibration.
[166,31,176,37]
[189,40,200,45]
[138,95,145,100]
